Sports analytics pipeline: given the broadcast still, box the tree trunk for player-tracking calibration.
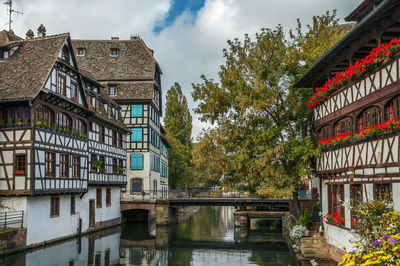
[293,190,301,218]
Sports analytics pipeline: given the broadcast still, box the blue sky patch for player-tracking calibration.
[154,0,206,33]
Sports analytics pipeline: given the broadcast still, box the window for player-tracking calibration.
[131,105,143,117]
[385,96,400,121]
[72,156,80,178]
[70,196,75,215]
[70,82,78,101]
[99,126,105,143]
[328,184,345,219]
[112,130,117,146]
[0,50,9,59]
[112,158,118,174]
[36,106,54,124]
[130,128,143,142]
[15,154,26,175]
[155,156,160,172]
[110,48,119,55]
[96,188,102,208]
[375,183,392,202]
[1,107,31,125]
[90,154,98,172]
[50,197,60,217]
[130,154,143,170]
[58,74,66,95]
[45,152,55,177]
[99,156,105,173]
[131,179,142,193]
[73,119,86,135]
[318,126,331,141]
[62,46,70,62]
[56,113,71,129]
[108,86,116,95]
[95,98,101,113]
[60,154,69,177]
[106,188,111,207]
[117,132,122,148]
[77,48,85,55]
[358,106,382,131]
[335,117,352,136]
[87,94,93,110]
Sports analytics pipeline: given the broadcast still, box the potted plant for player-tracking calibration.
[71,96,77,101]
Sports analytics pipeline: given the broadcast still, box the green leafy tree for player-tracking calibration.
[191,11,348,215]
[164,83,193,188]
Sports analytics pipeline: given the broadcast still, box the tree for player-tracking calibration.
[191,11,349,215]
[164,82,193,188]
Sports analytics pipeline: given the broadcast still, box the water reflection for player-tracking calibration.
[2,206,300,266]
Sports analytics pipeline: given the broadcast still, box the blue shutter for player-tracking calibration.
[130,154,143,170]
[130,128,142,142]
[150,154,154,171]
[131,105,143,117]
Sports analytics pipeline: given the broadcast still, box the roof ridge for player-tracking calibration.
[26,32,70,42]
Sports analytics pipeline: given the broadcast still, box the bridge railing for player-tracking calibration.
[168,189,249,199]
[121,190,168,202]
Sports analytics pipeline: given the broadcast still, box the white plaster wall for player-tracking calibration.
[126,152,150,191]
[324,223,356,252]
[26,195,82,246]
[82,186,121,226]
[393,183,400,211]
[322,181,328,215]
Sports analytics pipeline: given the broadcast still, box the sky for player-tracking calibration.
[1,0,363,139]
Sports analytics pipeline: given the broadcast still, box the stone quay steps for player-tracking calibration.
[300,235,330,259]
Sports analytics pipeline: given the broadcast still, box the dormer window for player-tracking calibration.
[93,86,99,93]
[77,48,85,56]
[108,85,116,95]
[0,50,9,59]
[110,48,119,56]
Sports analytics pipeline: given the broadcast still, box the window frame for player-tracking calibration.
[131,105,143,117]
[72,156,80,178]
[106,188,111,207]
[70,196,76,215]
[131,178,143,193]
[57,74,66,96]
[110,48,119,56]
[45,152,55,177]
[15,154,26,175]
[130,154,143,170]
[60,154,69,178]
[108,85,116,95]
[50,197,60,217]
[96,188,102,208]
[130,128,143,142]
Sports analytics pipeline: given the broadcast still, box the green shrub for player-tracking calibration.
[299,208,311,227]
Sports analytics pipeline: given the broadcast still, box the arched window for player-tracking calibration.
[318,125,331,141]
[335,117,352,136]
[385,96,400,121]
[36,106,54,124]
[358,106,382,130]
[73,119,86,135]
[56,112,71,129]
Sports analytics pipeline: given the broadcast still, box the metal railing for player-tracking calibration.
[168,189,249,199]
[0,211,24,231]
[121,190,169,201]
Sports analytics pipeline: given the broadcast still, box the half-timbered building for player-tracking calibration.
[294,0,400,252]
[72,36,169,199]
[0,27,127,246]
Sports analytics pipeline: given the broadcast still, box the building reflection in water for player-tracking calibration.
[1,207,298,266]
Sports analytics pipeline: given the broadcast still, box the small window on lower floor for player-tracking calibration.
[131,179,142,193]
[106,188,111,207]
[71,196,75,215]
[96,188,102,208]
[50,197,60,217]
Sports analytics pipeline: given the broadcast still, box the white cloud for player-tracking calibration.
[1,0,363,138]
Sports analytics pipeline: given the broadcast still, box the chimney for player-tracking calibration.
[111,37,119,41]
[130,34,140,40]
[25,29,34,39]
[37,24,46,38]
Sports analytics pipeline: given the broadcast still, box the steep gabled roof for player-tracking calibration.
[0,30,23,46]
[0,33,69,101]
[72,38,157,81]
[100,81,155,101]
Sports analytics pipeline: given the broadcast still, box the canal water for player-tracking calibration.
[1,206,302,266]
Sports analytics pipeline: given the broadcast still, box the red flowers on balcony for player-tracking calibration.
[318,119,400,149]
[307,38,400,109]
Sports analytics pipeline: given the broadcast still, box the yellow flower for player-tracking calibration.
[342,245,347,250]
